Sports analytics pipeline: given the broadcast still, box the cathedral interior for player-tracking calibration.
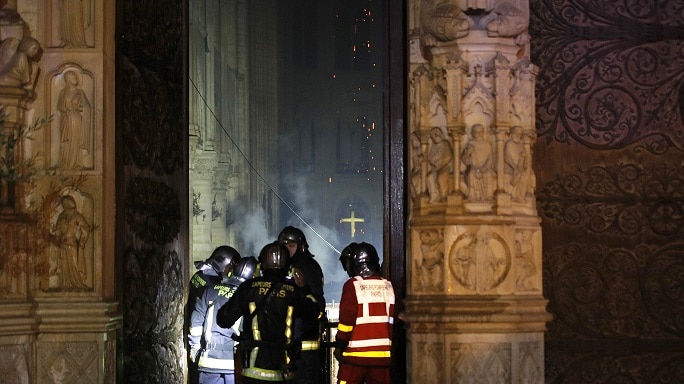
[0,1,681,383]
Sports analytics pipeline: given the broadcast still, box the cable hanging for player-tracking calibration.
[189,77,341,255]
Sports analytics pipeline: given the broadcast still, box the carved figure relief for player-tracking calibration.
[450,228,510,291]
[417,341,444,384]
[49,194,92,290]
[480,1,528,38]
[504,126,530,202]
[416,229,444,291]
[59,0,92,48]
[427,127,453,203]
[420,0,471,47]
[515,229,536,291]
[509,60,534,126]
[57,70,92,170]
[452,235,477,289]
[461,124,495,201]
[410,132,424,199]
[0,37,41,91]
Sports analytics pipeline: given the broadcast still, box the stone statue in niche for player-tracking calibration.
[58,71,92,169]
[461,124,495,201]
[50,195,91,290]
[60,0,91,48]
[503,126,530,202]
[515,230,536,290]
[0,37,41,91]
[417,229,444,291]
[509,61,533,125]
[426,127,453,203]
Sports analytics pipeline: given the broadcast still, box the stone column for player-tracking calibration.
[404,0,551,382]
[0,2,121,383]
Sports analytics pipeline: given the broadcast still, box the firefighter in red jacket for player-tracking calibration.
[334,242,395,384]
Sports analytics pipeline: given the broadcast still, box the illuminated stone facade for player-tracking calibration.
[404,0,550,382]
[0,1,119,383]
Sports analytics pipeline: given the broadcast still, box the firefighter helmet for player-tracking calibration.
[350,242,381,278]
[206,245,241,275]
[259,241,290,270]
[277,226,309,253]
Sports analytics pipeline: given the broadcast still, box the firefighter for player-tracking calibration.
[277,226,327,384]
[334,242,395,384]
[189,256,258,384]
[188,246,242,384]
[216,241,319,384]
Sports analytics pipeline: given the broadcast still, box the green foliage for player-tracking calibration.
[0,106,51,185]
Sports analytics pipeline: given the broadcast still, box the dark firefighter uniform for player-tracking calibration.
[216,242,319,384]
[189,281,241,383]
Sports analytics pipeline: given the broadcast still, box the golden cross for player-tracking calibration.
[340,211,365,239]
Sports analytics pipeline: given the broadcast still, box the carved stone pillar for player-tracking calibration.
[405,1,551,382]
[0,2,120,383]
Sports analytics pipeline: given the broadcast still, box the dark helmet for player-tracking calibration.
[207,245,241,274]
[259,241,290,270]
[277,226,309,253]
[350,242,381,278]
[227,256,258,286]
[339,242,358,277]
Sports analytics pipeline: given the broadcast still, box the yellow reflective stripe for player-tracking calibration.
[285,305,293,343]
[189,326,203,336]
[338,323,353,332]
[301,340,320,350]
[248,302,260,341]
[198,355,235,370]
[243,367,294,381]
[343,350,391,358]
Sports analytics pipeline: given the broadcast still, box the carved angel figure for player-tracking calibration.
[0,37,41,90]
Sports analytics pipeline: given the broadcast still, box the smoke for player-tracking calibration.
[282,174,349,302]
[236,206,271,257]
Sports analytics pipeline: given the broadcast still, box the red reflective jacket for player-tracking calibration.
[336,275,395,367]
